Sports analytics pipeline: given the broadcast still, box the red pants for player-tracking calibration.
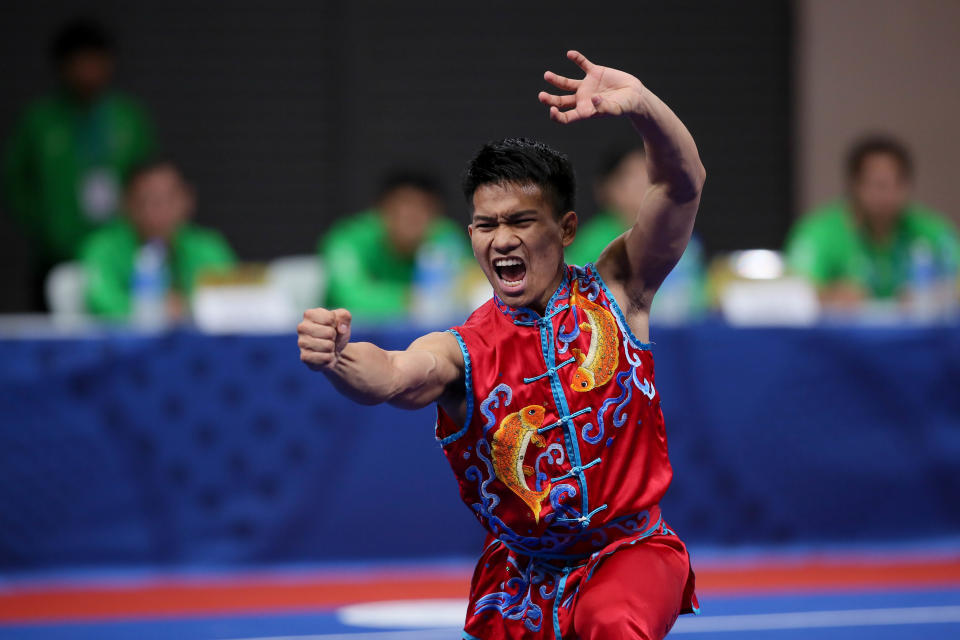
[571,537,694,639]
[463,526,698,639]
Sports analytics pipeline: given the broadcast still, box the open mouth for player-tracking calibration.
[493,256,527,290]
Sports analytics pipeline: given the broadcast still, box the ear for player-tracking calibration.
[559,210,578,248]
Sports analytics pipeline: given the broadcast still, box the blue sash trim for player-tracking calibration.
[584,514,664,581]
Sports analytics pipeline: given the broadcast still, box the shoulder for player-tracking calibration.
[457,297,499,332]
[567,212,624,266]
[104,92,150,117]
[787,202,856,255]
[793,201,850,233]
[177,223,233,250]
[903,203,957,235]
[81,219,135,256]
[429,215,465,236]
[448,299,503,349]
[322,210,381,246]
[13,96,61,130]
[178,222,224,241]
[582,211,624,237]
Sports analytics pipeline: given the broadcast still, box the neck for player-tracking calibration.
[528,263,567,316]
[853,204,897,245]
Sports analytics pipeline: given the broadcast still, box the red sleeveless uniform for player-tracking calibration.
[437,264,698,640]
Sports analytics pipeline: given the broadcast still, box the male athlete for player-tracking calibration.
[298,51,705,640]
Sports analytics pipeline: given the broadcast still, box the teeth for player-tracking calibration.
[494,257,523,267]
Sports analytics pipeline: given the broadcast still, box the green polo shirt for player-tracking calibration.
[566,209,706,308]
[320,209,468,320]
[81,218,236,317]
[565,210,626,267]
[3,91,155,263]
[785,201,960,298]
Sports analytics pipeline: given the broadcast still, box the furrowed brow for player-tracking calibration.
[504,209,539,221]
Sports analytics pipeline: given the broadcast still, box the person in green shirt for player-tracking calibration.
[3,18,155,309]
[81,159,235,320]
[320,171,468,321]
[566,146,647,268]
[566,146,706,320]
[785,135,959,309]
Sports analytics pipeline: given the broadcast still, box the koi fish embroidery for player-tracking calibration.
[570,280,619,392]
[492,405,551,522]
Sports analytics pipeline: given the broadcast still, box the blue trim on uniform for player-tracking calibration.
[438,329,473,447]
[556,503,608,528]
[493,267,572,325]
[498,538,596,561]
[584,514,664,581]
[550,457,602,483]
[552,566,571,640]
[539,318,591,519]
[523,357,575,384]
[538,407,592,434]
[587,262,652,351]
[462,631,484,640]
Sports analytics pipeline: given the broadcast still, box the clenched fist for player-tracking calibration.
[298,307,352,371]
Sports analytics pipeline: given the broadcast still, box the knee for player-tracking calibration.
[574,599,657,640]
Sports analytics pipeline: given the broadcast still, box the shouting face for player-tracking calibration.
[468,182,576,314]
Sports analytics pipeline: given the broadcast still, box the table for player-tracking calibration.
[1,322,957,570]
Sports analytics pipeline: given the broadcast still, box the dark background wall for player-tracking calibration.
[0,0,792,312]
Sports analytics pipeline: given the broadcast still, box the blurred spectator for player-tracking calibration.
[566,146,705,320]
[320,170,468,321]
[566,146,649,267]
[3,17,155,310]
[785,135,959,309]
[81,159,235,321]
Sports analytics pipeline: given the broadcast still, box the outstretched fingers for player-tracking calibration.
[538,91,577,109]
[544,70,580,91]
[549,105,584,125]
[567,50,594,73]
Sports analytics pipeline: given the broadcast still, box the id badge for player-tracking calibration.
[79,168,120,222]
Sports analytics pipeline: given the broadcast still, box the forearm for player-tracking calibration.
[628,89,705,202]
[321,341,438,407]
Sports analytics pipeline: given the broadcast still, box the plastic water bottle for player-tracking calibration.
[906,239,939,322]
[411,240,460,326]
[131,240,170,330]
[937,239,959,320]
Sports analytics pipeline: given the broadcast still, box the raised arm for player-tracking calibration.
[538,50,706,306]
[298,307,465,411]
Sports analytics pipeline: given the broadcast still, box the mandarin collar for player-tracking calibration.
[492,265,573,326]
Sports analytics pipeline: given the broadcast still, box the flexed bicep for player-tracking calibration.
[623,179,702,296]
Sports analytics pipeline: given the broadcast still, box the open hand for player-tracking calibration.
[298,307,351,370]
[538,50,645,124]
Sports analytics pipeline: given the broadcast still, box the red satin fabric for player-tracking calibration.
[437,264,698,639]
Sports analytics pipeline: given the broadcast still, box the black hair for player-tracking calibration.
[846,135,913,182]
[376,169,445,203]
[596,145,646,184]
[51,17,115,62]
[125,158,183,191]
[461,137,575,218]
